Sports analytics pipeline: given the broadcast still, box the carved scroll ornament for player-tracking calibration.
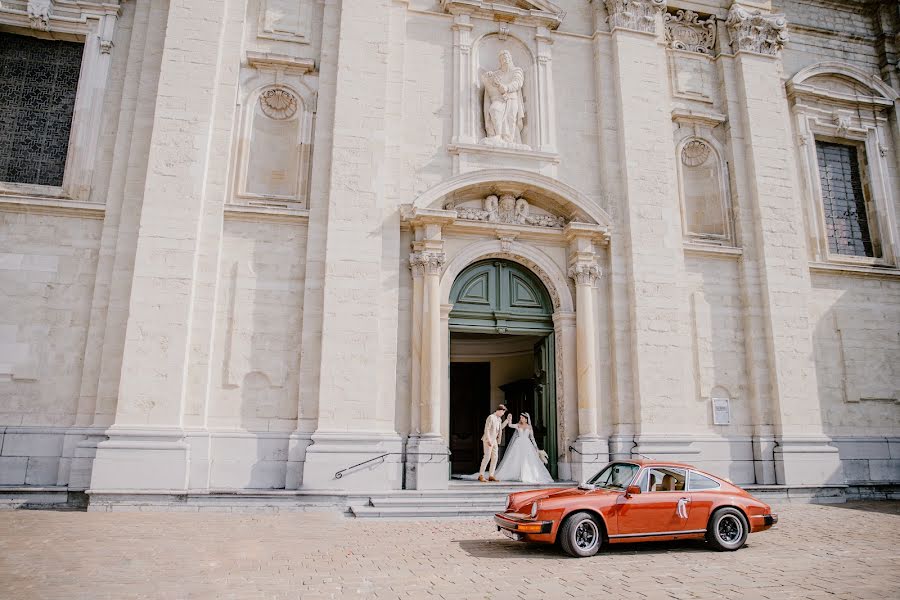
[665,9,716,54]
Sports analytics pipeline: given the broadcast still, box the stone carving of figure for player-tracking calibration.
[498,194,517,222]
[481,50,527,150]
[514,198,529,224]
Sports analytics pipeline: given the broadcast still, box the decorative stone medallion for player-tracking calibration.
[681,140,711,167]
[259,88,298,120]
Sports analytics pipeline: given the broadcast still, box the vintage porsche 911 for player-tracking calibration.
[495,460,778,557]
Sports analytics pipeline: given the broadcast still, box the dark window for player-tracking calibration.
[0,33,83,187]
[815,141,876,258]
[688,471,721,491]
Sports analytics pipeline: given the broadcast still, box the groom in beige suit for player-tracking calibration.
[479,405,511,482]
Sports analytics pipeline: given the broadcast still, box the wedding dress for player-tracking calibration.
[457,414,554,484]
[493,419,554,484]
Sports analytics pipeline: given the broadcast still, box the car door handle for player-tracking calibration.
[676,497,689,519]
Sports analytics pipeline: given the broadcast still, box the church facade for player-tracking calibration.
[1,0,899,505]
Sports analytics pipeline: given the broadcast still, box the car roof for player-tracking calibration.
[610,460,732,483]
[613,459,699,469]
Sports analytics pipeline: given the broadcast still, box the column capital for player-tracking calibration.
[726,4,788,57]
[410,250,446,277]
[605,0,667,35]
[568,262,601,286]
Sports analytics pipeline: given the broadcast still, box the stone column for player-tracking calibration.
[725,3,842,485]
[535,26,557,154]
[300,0,404,491]
[450,14,474,145]
[409,261,424,437]
[565,223,609,482]
[403,207,455,489]
[89,0,230,493]
[605,0,696,463]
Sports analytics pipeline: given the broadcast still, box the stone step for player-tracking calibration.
[369,496,506,508]
[349,505,502,518]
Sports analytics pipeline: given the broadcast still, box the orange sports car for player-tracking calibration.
[494,460,778,557]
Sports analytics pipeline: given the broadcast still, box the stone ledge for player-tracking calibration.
[447,142,560,164]
[0,195,105,219]
[683,243,743,258]
[809,261,900,279]
[223,203,310,223]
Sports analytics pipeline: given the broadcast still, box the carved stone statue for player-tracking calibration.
[481,50,527,150]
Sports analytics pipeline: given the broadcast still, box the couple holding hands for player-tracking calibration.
[474,404,553,485]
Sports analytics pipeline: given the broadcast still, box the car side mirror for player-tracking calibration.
[625,485,641,497]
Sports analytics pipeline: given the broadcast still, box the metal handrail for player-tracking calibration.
[568,445,606,459]
[334,450,451,479]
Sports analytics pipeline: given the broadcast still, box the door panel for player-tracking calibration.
[533,334,557,479]
[616,493,686,535]
[449,362,490,475]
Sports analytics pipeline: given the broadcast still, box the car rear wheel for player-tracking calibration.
[707,507,749,551]
[559,511,602,558]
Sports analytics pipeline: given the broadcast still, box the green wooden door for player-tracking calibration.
[449,260,557,478]
[449,260,553,335]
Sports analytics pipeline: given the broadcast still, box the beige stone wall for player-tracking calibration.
[208,218,307,431]
[810,272,900,436]
[0,212,101,426]
[0,0,897,492]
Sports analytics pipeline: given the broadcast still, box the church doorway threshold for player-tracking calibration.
[448,331,557,479]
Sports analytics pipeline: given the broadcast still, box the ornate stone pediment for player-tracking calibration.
[446,194,567,228]
[441,0,565,30]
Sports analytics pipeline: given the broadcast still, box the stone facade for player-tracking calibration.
[0,0,898,501]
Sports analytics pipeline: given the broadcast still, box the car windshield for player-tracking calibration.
[586,463,640,490]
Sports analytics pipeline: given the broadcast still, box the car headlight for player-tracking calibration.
[530,501,539,518]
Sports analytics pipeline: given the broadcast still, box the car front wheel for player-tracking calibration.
[707,507,749,551]
[559,511,602,558]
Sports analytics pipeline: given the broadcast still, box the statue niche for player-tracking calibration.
[481,50,528,150]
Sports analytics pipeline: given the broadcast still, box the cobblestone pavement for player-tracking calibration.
[0,501,898,600]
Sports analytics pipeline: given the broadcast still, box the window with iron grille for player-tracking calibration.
[0,33,83,187]
[815,140,878,258]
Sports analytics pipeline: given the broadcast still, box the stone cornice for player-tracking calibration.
[441,0,565,30]
[246,52,316,74]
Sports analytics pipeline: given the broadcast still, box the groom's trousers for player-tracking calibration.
[479,441,499,477]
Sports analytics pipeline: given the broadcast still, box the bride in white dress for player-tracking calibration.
[492,413,554,484]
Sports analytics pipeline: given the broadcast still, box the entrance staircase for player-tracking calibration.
[348,480,574,518]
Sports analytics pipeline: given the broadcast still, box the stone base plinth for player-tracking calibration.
[90,427,189,491]
[775,437,845,485]
[404,435,449,490]
[569,437,609,483]
[301,431,402,491]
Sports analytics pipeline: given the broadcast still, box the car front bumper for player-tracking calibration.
[764,514,778,526]
[494,513,553,537]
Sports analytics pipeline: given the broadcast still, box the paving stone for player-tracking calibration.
[0,501,898,599]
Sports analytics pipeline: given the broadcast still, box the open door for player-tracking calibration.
[534,333,558,479]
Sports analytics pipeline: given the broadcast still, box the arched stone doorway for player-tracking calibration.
[402,170,614,490]
[448,260,558,478]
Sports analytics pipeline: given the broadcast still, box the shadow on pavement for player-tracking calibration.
[455,537,713,559]
[818,501,900,516]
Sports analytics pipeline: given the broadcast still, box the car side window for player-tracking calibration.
[688,471,721,491]
[646,467,686,492]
